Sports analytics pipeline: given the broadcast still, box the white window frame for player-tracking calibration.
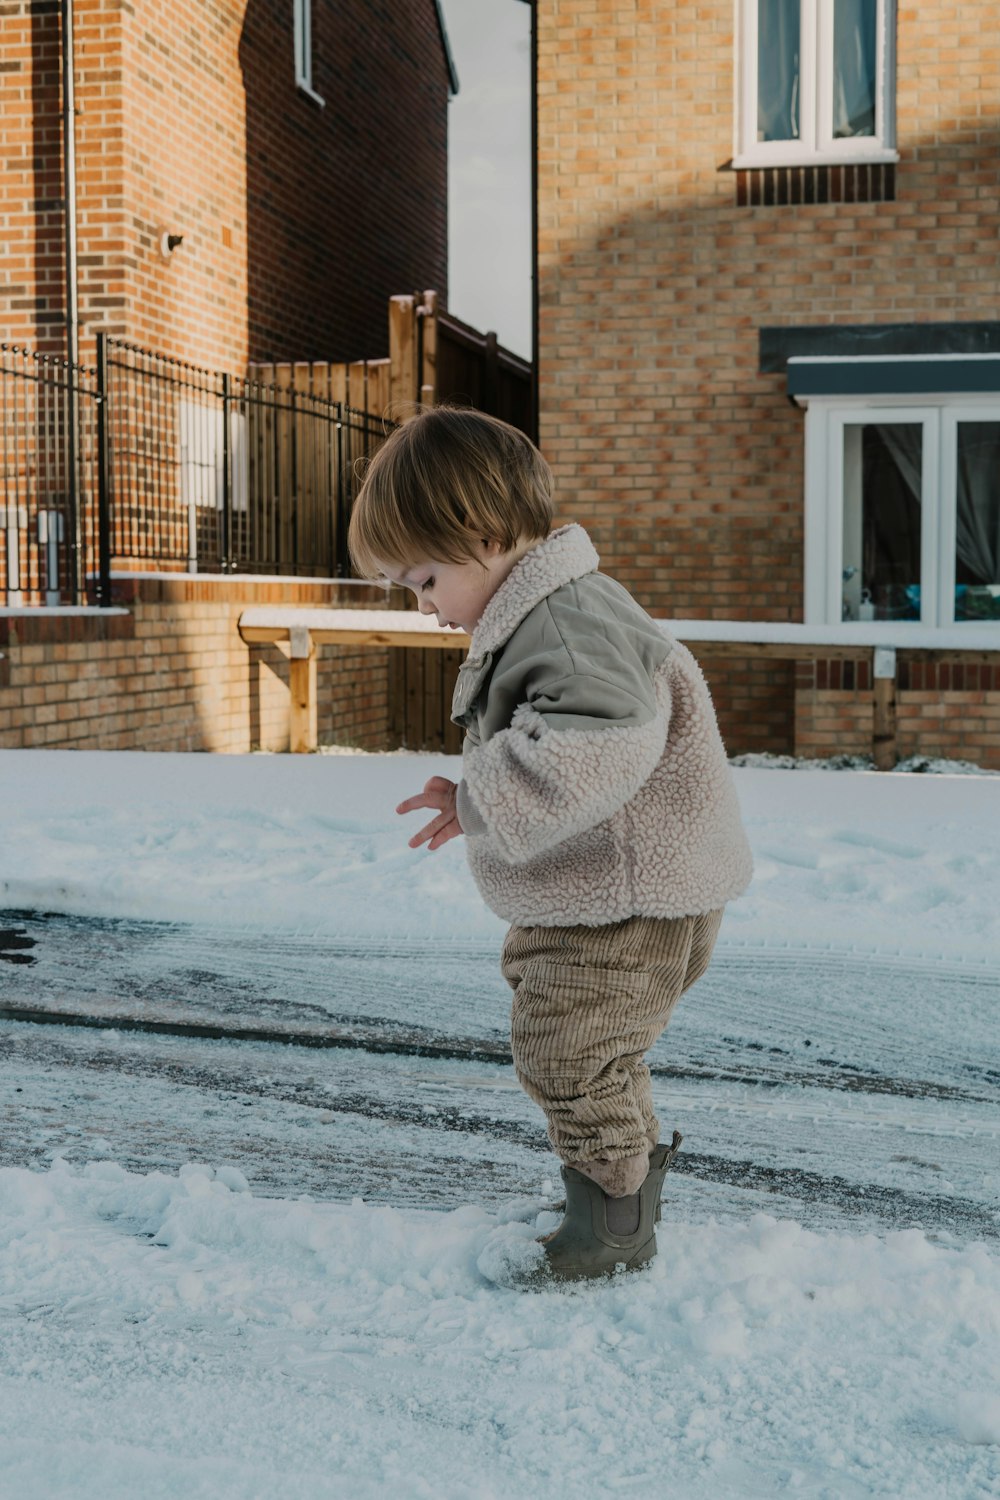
[294,0,325,108]
[735,0,898,168]
[803,395,1000,632]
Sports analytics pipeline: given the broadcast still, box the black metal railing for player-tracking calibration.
[0,344,103,606]
[1,335,392,606]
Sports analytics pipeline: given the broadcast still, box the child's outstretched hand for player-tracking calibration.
[396,776,464,852]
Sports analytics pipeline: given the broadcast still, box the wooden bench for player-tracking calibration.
[238,607,471,753]
[237,608,1000,765]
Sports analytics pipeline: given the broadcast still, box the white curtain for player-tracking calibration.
[877,421,1000,586]
[832,0,877,139]
[758,0,800,141]
[877,423,921,507]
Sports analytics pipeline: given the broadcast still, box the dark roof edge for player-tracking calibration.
[433,0,461,96]
[788,355,1000,398]
[761,322,1000,374]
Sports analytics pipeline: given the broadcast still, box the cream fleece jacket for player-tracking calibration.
[451,524,753,927]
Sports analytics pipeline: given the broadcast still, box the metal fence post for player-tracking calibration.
[334,410,345,575]
[290,382,299,570]
[65,360,81,604]
[221,371,233,571]
[95,332,112,607]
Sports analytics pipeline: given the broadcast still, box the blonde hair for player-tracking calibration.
[348,406,553,579]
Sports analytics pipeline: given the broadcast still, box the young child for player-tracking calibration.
[348,407,753,1283]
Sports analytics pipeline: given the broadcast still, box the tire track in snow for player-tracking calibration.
[2,1016,997,1244]
[2,910,997,1243]
[2,909,998,1105]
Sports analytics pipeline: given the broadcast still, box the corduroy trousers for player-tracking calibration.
[500,909,723,1165]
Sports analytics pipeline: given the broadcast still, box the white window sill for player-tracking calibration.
[296,78,326,108]
[732,149,899,171]
[668,619,1000,651]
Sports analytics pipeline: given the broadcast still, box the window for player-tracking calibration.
[736,0,897,167]
[179,399,248,570]
[803,400,1000,628]
[294,0,325,107]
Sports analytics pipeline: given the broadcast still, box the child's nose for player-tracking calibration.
[417,597,435,615]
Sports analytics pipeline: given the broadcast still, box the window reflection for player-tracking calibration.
[758,0,800,141]
[833,0,877,139]
[842,423,922,621]
[955,422,1000,620]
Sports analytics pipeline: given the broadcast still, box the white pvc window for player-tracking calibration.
[804,399,1000,629]
[736,0,897,167]
[294,0,325,107]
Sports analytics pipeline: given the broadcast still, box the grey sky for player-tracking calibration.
[439,0,532,359]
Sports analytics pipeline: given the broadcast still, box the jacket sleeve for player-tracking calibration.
[457,653,669,865]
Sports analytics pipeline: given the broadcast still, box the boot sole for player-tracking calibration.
[540,1234,657,1285]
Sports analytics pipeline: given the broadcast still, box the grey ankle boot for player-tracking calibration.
[534,1131,683,1285]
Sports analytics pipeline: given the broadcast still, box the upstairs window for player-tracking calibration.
[736,0,896,167]
[294,0,325,107]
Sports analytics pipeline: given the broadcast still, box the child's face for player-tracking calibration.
[380,540,527,634]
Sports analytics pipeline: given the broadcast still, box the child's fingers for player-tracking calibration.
[396,792,439,815]
[396,778,455,817]
[409,809,463,850]
[408,811,449,848]
[427,821,461,851]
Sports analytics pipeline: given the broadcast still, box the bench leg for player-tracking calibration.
[289,633,317,754]
[872,647,897,771]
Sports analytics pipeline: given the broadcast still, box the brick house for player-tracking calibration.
[536,0,1000,766]
[0,0,461,753]
[2,0,456,368]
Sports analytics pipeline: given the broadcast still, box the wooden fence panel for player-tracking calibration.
[387,644,465,751]
[253,290,531,746]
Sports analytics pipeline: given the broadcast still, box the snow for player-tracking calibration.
[109,572,389,590]
[1,1159,998,1497]
[660,619,1000,650]
[1,748,999,1497]
[238,606,465,635]
[1,749,998,965]
[233,604,1000,650]
[0,607,130,619]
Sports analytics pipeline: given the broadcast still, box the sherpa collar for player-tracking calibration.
[469,524,600,661]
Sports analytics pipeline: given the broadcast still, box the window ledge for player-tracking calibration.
[731,149,899,171]
[296,78,326,108]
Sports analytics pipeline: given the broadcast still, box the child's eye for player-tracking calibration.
[421,578,434,591]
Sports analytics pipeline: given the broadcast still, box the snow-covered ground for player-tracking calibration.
[1,750,998,1499]
[1,748,998,964]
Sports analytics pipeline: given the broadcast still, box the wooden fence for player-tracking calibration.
[253,291,533,748]
[249,290,533,432]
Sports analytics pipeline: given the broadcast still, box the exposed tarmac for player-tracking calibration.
[2,909,998,1243]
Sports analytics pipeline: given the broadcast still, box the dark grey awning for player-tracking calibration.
[761,321,1000,372]
[787,354,1000,400]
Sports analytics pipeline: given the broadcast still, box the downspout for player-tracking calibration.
[61,0,81,600]
[514,0,538,444]
[528,0,538,445]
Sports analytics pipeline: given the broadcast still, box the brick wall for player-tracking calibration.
[2,0,449,368]
[794,656,1000,767]
[0,576,393,751]
[1,0,75,354]
[537,1,1000,761]
[240,0,450,363]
